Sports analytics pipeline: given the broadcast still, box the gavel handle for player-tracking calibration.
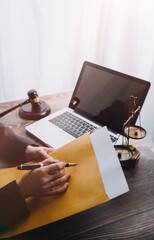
[0,99,29,118]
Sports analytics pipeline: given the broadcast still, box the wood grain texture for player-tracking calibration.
[0,91,154,240]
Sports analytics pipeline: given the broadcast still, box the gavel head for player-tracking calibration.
[27,89,41,107]
[19,89,51,120]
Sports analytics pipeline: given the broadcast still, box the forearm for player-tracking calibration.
[0,123,38,164]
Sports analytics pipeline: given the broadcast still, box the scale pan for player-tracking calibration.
[124,125,146,139]
[114,145,139,169]
[114,145,132,161]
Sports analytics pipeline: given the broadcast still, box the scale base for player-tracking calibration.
[115,145,140,170]
[19,100,51,120]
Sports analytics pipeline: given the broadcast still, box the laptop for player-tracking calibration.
[26,61,151,149]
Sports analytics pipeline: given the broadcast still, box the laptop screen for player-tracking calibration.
[69,61,150,135]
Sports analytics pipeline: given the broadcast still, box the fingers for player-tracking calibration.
[38,148,52,159]
[45,162,66,173]
[44,147,54,154]
[49,172,70,189]
[33,172,70,197]
[40,158,59,165]
[49,182,69,196]
[45,180,70,197]
[25,145,54,162]
[49,168,65,181]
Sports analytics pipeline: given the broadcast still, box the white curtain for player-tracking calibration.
[0,0,154,150]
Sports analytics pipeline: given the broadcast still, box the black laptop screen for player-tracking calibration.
[69,61,150,135]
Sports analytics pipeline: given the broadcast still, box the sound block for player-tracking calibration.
[19,100,51,120]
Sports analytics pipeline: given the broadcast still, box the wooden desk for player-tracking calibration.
[0,91,154,240]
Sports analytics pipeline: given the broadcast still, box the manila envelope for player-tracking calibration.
[0,132,110,238]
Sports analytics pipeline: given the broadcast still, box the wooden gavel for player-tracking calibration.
[0,89,51,120]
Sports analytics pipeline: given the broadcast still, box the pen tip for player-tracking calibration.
[66,163,77,167]
[71,163,77,166]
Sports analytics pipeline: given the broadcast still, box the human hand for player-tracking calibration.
[16,158,70,199]
[25,145,54,162]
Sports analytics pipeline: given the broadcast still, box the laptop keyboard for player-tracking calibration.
[49,111,117,142]
[49,112,97,138]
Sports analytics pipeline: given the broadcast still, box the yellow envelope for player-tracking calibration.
[0,132,110,238]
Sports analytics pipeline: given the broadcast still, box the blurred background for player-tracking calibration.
[0,0,154,150]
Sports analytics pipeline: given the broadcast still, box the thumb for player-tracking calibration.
[44,147,54,155]
[39,148,53,159]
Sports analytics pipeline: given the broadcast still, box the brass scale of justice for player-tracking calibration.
[114,95,146,170]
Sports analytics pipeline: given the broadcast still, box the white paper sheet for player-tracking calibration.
[90,127,129,199]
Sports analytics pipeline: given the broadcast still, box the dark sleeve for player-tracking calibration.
[0,124,37,233]
[0,181,29,233]
[0,123,38,164]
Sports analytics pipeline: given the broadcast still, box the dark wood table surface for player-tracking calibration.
[0,91,154,240]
